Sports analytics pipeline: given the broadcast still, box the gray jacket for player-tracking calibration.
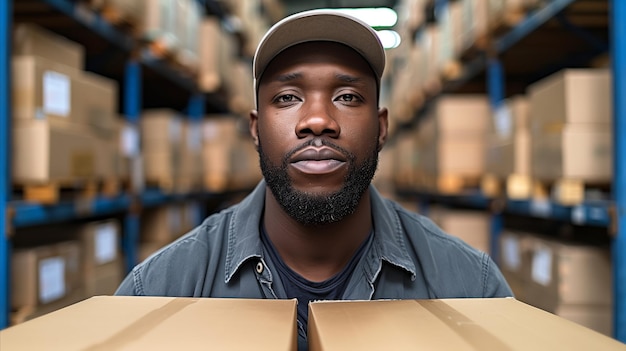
[116,181,512,347]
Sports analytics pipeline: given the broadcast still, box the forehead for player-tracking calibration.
[258,41,377,86]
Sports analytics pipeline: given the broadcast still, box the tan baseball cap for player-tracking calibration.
[253,9,386,93]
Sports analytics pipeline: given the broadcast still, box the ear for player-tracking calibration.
[249,109,259,148]
[376,107,389,151]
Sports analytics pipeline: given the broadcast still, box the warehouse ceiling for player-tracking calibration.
[279,0,399,15]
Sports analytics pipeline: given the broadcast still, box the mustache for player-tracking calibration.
[283,138,353,163]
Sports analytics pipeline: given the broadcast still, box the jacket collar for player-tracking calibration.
[224,180,416,283]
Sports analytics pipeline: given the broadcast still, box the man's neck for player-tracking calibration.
[262,188,373,282]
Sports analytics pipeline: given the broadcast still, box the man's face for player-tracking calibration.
[250,41,388,225]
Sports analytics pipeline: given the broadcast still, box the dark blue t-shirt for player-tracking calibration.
[260,225,373,333]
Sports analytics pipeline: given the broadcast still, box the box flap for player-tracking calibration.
[1,296,298,351]
[308,298,626,351]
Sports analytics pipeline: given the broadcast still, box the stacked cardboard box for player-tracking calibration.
[499,230,613,336]
[417,95,490,191]
[140,109,185,192]
[11,24,119,185]
[528,69,612,183]
[428,206,491,254]
[11,241,84,325]
[202,116,262,192]
[78,219,124,297]
[485,96,532,198]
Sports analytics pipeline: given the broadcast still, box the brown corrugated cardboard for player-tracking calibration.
[13,55,118,133]
[428,206,490,254]
[531,124,612,181]
[12,118,97,183]
[11,241,83,310]
[1,296,298,351]
[529,68,611,126]
[499,230,613,335]
[13,23,84,69]
[140,204,184,245]
[79,220,123,296]
[198,17,222,92]
[308,298,625,351]
[433,95,491,136]
[524,235,612,309]
[486,130,531,178]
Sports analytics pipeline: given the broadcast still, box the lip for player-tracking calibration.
[289,146,347,175]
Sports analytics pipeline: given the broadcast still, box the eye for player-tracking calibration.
[275,94,299,103]
[336,94,361,103]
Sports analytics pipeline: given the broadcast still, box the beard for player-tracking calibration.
[258,137,379,226]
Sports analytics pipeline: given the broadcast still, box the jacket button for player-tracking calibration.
[256,262,264,274]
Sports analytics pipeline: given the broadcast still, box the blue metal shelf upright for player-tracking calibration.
[610,0,626,341]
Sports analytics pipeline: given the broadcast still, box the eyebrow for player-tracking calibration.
[335,73,363,84]
[275,72,303,82]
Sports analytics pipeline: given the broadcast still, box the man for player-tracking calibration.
[116,9,512,350]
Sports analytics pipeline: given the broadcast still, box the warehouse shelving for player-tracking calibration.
[0,0,246,328]
[397,0,624,341]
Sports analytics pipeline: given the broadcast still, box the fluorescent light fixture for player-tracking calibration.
[377,30,401,49]
[324,7,398,28]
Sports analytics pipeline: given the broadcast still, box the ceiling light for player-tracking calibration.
[377,30,401,49]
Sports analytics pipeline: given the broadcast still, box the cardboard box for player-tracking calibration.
[198,17,222,92]
[485,130,531,177]
[531,124,612,181]
[308,298,624,351]
[428,206,491,254]
[12,118,98,183]
[11,241,83,311]
[202,116,240,191]
[138,0,178,51]
[13,55,118,133]
[140,204,184,245]
[141,110,184,187]
[432,95,491,136]
[529,69,611,126]
[499,230,531,301]
[1,296,298,351]
[524,235,612,309]
[499,230,613,335]
[79,220,124,296]
[13,23,84,69]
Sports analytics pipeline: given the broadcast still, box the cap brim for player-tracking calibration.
[253,9,385,83]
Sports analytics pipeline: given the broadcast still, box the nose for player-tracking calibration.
[295,99,340,138]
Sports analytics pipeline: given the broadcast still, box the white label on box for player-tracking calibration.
[121,125,140,157]
[532,245,552,286]
[43,71,71,117]
[187,123,202,151]
[494,104,513,138]
[530,199,552,218]
[571,205,586,225]
[502,235,521,271]
[38,257,66,304]
[95,222,118,264]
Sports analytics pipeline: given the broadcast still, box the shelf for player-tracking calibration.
[399,189,612,228]
[11,194,131,228]
[14,0,231,112]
